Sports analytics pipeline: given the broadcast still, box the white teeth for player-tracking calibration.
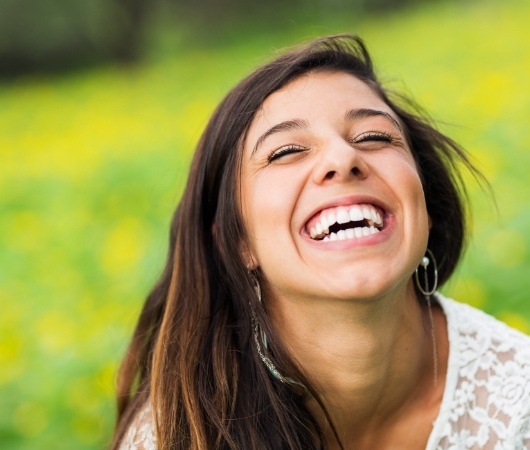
[310,203,384,241]
[327,212,337,227]
[349,205,363,221]
[336,208,350,224]
[321,215,329,230]
[361,205,372,221]
[315,225,380,242]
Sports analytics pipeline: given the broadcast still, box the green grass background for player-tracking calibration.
[1,0,529,448]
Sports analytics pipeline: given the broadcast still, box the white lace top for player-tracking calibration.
[118,295,530,449]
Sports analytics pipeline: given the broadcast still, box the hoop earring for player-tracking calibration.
[414,248,439,386]
[415,248,438,296]
[249,276,306,389]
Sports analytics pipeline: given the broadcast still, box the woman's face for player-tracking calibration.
[240,71,429,303]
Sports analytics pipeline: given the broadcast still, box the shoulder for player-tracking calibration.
[118,402,157,450]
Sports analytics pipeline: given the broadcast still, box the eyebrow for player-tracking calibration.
[252,119,308,155]
[345,108,403,132]
[251,108,402,156]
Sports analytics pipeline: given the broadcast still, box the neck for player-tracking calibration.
[269,283,445,448]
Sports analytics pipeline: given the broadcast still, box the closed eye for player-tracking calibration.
[354,132,394,143]
[267,145,306,163]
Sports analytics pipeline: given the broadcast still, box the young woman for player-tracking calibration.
[112,35,530,449]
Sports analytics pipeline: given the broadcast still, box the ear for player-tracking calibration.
[240,241,258,271]
[243,249,258,271]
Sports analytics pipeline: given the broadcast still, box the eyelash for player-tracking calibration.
[267,132,396,163]
[352,131,394,144]
[267,145,305,163]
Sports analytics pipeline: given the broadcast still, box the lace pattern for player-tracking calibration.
[429,296,530,449]
[119,403,156,450]
[118,295,530,449]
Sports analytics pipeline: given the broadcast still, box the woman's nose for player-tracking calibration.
[312,138,369,185]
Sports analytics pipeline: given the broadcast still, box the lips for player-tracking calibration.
[305,203,385,242]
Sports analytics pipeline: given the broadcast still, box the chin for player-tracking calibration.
[314,273,406,302]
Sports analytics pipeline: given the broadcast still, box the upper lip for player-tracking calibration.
[301,194,392,236]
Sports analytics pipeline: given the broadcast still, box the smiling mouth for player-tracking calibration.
[306,204,385,242]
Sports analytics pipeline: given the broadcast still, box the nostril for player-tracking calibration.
[351,167,362,176]
[324,171,336,181]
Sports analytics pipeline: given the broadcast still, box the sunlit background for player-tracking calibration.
[1,0,529,448]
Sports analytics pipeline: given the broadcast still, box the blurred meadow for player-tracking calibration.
[1,0,529,448]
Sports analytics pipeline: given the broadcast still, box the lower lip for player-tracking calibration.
[301,216,395,250]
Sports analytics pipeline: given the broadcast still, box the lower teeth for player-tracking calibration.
[321,226,380,242]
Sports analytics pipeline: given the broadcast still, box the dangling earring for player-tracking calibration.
[415,249,438,296]
[415,249,439,386]
[249,275,306,389]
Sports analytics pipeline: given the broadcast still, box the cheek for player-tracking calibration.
[242,173,302,263]
[383,152,425,203]
[378,155,429,233]
[409,171,428,209]
[404,168,429,225]
[249,179,293,234]
[404,169,430,248]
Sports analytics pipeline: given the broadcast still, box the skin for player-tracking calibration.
[240,71,448,449]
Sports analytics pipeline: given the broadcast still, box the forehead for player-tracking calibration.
[245,71,396,148]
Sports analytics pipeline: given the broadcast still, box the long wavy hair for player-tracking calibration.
[112,34,480,449]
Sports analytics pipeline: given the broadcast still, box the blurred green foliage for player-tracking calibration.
[0,0,152,75]
[1,0,529,448]
[0,0,420,75]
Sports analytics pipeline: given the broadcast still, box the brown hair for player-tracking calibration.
[112,34,480,449]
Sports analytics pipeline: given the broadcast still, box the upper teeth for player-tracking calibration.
[309,204,383,240]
